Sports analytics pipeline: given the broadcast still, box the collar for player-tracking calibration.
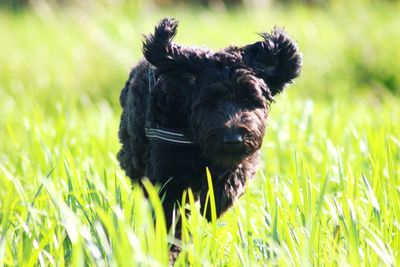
[145,127,196,145]
[145,67,195,145]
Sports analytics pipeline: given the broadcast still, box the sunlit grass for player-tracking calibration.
[0,2,399,266]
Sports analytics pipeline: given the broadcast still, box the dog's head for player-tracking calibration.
[143,18,302,166]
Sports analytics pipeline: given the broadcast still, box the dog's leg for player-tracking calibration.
[199,169,247,221]
[158,184,185,264]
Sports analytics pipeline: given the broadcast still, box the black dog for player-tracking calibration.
[118,17,301,258]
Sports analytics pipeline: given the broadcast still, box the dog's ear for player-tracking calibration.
[143,18,204,73]
[243,28,302,96]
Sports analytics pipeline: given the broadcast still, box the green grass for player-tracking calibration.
[1,2,400,266]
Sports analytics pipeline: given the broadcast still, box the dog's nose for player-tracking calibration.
[223,133,243,145]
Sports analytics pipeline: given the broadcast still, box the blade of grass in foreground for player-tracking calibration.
[41,178,85,267]
[245,180,255,266]
[347,199,361,267]
[204,167,217,258]
[142,179,168,265]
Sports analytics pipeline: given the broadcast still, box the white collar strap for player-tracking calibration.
[145,127,195,145]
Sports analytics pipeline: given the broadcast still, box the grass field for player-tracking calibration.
[0,2,399,266]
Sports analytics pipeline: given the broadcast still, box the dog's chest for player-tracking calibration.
[146,143,206,189]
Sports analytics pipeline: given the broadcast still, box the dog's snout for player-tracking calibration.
[223,133,243,145]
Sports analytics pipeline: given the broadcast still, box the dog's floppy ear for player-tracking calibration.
[143,18,204,73]
[243,28,302,96]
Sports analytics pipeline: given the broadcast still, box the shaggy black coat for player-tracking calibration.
[118,17,301,258]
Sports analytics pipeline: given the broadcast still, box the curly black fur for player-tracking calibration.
[117,18,302,260]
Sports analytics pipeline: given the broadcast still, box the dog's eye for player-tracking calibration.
[187,75,196,85]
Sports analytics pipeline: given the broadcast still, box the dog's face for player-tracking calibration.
[144,18,302,166]
[189,66,269,166]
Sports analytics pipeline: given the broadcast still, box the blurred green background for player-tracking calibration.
[1,0,399,109]
[0,1,399,266]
